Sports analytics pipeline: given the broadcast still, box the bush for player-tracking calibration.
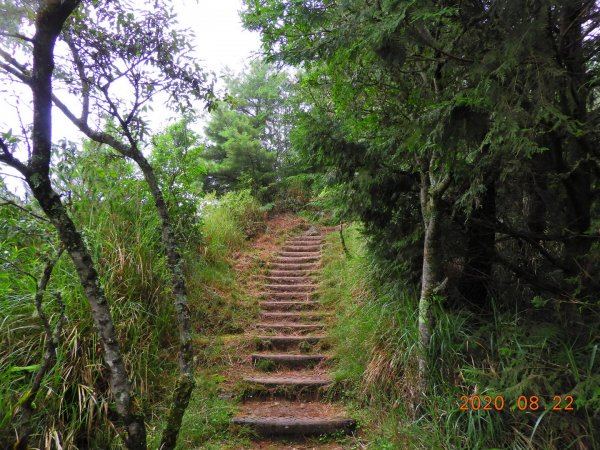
[0,173,176,448]
[200,190,266,265]
[271,174,314,213]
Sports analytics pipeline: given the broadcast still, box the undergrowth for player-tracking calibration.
[0,146,264,449]
[321,224,599,449]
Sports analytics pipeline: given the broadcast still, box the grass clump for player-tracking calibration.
[163,373,251,449]
[200,189,266,265]
[321,223,599,449]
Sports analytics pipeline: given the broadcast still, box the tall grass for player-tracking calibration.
[321,224,599,449]
[1,158,265,447]
[1,176,177,447]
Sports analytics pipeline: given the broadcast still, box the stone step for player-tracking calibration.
[265,276,314,284]
[255,322,324,332]
[278,251,321,258]
[232,416,355,437]
[261,292,317,300]
[288,234,323,241]
[252,353,328,369]
[277,253,321,260]
[263,284,317,293]
[241,369,335,400]
[274,255,321,263]
[229,225,355,441]
[255,335,326,350]
[268,270,315,278]
[270,263,320,271]
[243,375,332,389]
[281,245,322,252]
[288,236,323,242]
[260,301,320,311]
[280,241,324,253]
[260,312,327,322]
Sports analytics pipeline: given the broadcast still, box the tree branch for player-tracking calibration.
[13,247,66,449]
[0,31,34,43]
[0,47,30,74]
[494,251,567,295]
[0,197,50,222]
[0,137,29,175]
[0,256,37,282]
[51,94,134,157]
[63,32,89,123]
[35,247,65,339]
[0,61,31,85]
[15,103,33,159]
[413,24,475,64]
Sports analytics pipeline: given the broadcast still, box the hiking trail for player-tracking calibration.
[229,224,356,447]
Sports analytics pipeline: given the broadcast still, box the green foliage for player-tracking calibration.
[200,190,265,265]
[243,0,600,293]
[0,150,176,447]
[204,108,277,195]
[158,373,249,449]
[150,118,207,244]
[271,173,315,213]
[61,0,214,122]
[203,61,295,200]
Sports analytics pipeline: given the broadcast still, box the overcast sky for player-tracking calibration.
[179,0,262,74]
[137,0,264,130]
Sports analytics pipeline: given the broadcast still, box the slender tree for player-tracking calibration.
[0,1,147,447]
[47,3,214,446]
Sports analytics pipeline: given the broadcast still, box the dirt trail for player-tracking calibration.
[228,220,356,448]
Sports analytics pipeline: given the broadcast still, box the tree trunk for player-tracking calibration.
[417,171,448,398]
[131,153,195,450]
[523,171,546,236]
[561,152,592,273]
[27,178,147,449]
[557,2,593,275]
[418,199,440,388]
[52,75,196,449]
[2,2,148,447]
[339,222,351,257]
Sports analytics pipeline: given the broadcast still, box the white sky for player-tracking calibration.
[180,0,262,74]
[135,0,264,132]
[1,0,263,195]
[153,0,263,127]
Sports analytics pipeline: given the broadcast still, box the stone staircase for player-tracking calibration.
[231,227,356,439]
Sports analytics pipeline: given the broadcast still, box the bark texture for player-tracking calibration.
[557,2,593,275]
[1,2,147,448]
[417,169,450,398]
[29,180,146,449]
[54,96,196,450]
[133,155,195,450]
[458,178,496,308]
[53,32,197,446]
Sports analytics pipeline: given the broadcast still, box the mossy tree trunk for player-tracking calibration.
[0,1,147,448]
[132,154,195,450]
[417,165,450,400]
